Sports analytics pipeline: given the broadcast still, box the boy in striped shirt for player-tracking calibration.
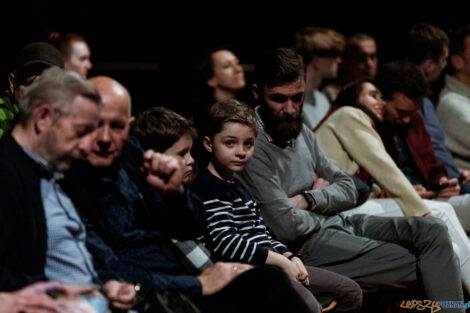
[190,99,362,313]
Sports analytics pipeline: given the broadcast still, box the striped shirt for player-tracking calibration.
[190,169,288,265]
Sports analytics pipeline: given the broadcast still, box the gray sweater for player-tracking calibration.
[237,108,357,242]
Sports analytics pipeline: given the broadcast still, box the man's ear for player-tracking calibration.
[421,59,434,78]
[34,104,55,133]
[203,136,213,153]
[8,73,16,95]
[128,116,135,129]
[252,84,260,101]
[450,54,464,71]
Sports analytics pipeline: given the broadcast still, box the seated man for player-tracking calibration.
[237,47,464,312]
[0,67,135,310]
[64,76,315,313]
[293,27,345,130]
[1,41,64,137]
[376,61,470,233]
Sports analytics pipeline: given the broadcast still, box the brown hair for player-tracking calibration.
[205,99,258,138]
[133,106,197,152]
[293,27,345,64]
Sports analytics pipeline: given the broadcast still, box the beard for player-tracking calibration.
[259,104,303,146]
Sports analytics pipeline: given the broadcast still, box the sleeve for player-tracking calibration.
[303,131,358,215]
[85,221,203,298]
[158,188,206,240]
[319,108,429,216]
[438,93,470,154]
[0,168,46,291]
[420,101,460,179]
[202,198,270,265]
[238,148,322,242]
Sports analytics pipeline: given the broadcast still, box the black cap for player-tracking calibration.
[14,41,64,72]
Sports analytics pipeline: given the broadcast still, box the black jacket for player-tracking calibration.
[0,134,48,291]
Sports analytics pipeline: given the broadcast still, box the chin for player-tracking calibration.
[87,155,114,167]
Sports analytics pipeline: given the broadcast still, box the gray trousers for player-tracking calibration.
[299,214,464,313]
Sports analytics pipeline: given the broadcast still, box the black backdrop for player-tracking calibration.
[3,0,469,115]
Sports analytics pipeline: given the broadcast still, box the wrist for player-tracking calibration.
[301,191,315,210]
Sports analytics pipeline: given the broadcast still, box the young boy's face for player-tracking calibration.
[164,134,195,182]
[205,122,255,175]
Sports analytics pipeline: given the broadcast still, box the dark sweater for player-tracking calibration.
[190,168,288,265]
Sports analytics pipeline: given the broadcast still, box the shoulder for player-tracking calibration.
[190,169,230,201]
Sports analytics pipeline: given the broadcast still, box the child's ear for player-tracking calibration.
[203,136,213,153]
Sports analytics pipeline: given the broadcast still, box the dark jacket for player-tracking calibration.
[379,111,448,189]
[0,134,47,291]
[64,141,206,298]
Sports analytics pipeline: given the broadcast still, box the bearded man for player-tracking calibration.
[236,47,464,311]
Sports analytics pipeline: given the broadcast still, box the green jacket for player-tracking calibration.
[0,91,19,138]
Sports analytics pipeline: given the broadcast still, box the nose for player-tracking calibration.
[186,153,195,167]
[336,56,342,64]
[402,116,412,124]
[283,100,297,115]
[235,144,246,159]
[77,132,96,156]
[97,126,111,151]
[234,63,243,74]
[86,60,93,70]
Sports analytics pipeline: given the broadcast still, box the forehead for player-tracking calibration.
[100,96,130,121]
[70,41,90,55]
[68,95,99,124]
[263,78,305,95]
[355,40,377,54]
[390,92,422,111]
[219,122,255,137]
[212,50,237,64]
[361,82,378,94]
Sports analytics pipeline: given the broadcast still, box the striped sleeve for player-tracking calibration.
[203,198,270,265]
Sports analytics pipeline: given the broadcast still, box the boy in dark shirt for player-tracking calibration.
[190,99,362,313]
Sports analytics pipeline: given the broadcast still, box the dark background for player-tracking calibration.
[3,0,469,115]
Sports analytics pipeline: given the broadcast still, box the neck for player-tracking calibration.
[214,88,237,102]
[207,162,234,183]
[454,71,470,87]
[11,124,39,155]
[305,65,322,95]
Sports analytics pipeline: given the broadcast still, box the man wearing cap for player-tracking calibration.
[0,41,64,138]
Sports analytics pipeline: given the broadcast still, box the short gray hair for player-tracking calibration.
[18,67,101,124]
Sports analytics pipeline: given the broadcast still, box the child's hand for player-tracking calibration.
[290,257,309,286]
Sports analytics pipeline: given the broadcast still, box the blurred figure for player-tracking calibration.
[1,41,64,137]
[322,33,378,103]
[293,27,345,129]
[50,32,92,78]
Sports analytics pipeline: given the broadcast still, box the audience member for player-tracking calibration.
[190,98,362,313]
[293,27,345,129]
[133,106,197,182]
[437,25,470,170]
[237,47,463,311]
[377,61,470,233]
[64,76,315,313]
[315,79,470,291]
[406,23,470,193]
[0,67,136,310]
[49,32,93,78]
[1,41,64,137]
[322,33,379,103]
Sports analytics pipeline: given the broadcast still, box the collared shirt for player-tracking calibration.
[254,106,296,148]
[22,148,98,285]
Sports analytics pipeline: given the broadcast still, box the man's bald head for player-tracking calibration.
[86,76,135,167]
[89,76,132,116]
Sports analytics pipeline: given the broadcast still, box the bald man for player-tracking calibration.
[64,76,314,313]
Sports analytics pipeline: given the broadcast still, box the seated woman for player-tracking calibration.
[190,47,249,168]
[315,79,470,292]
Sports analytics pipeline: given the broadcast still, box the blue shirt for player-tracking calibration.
[420,97,460,179]
[23,148,98,285]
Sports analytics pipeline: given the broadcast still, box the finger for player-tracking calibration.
[61,285,95,296]
[15,294,59,311]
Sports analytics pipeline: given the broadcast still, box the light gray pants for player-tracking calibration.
[299,214,464,313]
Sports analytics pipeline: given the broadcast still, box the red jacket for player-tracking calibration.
[379,112,448,189]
